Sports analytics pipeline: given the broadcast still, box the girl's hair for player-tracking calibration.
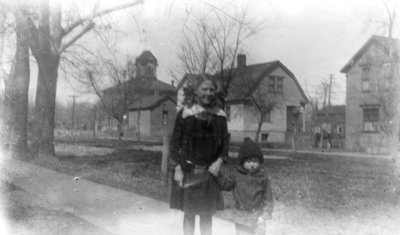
[194,74,218,90]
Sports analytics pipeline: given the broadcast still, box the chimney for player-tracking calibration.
[237,54,246,71]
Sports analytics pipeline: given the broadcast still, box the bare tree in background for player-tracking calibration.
[4,0,144,155]
[249,89,278,144]
[173,3,260,103]
[86,54,145,141]
[229,71,279,143]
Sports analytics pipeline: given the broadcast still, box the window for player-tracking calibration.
[146,66,154,76]
[361,67,370,92]
[261,133,269,142]
[385,77,393,90]
[277,77,283,93]
[162,104,169,125]
[363,107,379,132]
[268,77,275,92]
[335,123,344,134]
[383,63,393,90]
[268,76,283,93]
[225,105,231,122]
[262,110,271,122]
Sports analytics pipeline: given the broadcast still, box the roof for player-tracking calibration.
[225,60,309,103]
[316,105,345,116]
[176,73,214,90]
[103,78,176,94]
[135,50,158,66]
[340,35,400,73]
[128,95,176,111]
[176,73,196,90]
[225,61,276,100]
[177,61,309,104]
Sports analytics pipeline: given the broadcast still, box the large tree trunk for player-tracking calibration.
[4,13,30,152]
[31,54,60,155]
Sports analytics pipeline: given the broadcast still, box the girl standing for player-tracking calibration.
[169,75,229,235]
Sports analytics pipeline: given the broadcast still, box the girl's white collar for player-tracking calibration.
[182,104,226,118]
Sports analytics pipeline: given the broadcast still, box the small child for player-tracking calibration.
[218,137,273,235]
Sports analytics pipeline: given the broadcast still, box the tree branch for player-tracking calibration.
[61,0,145,38]
[59,21,95,53]
[25,16,41,57]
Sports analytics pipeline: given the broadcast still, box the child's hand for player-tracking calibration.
[209,158,223,176]
[261,212,272,221]
[174,165,183,187]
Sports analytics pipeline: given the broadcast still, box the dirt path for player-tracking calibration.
[1,181,111,235]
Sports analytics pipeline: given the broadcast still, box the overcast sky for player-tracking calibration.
[25,0,396,105]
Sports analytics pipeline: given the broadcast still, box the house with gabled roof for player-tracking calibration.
[102,50,177,140]
[177,54,309,143]
[224,55,308,142]
[340,35,399,153]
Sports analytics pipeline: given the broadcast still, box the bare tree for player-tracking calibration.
[229,71,279,143]
[11,0,145,154]
[174,3,259,103]
[86,55,145,141]
[303,75,339,150]
[249,89,279,144]
[1,3,31,153]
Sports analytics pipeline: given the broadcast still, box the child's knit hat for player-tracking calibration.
[238,137,264,165]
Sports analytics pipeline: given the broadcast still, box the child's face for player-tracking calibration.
[243,158,260,172]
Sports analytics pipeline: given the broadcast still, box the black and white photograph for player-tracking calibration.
[0,0,399,234]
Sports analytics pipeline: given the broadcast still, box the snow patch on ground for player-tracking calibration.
[229,151,291,160]
[55,144,115,157]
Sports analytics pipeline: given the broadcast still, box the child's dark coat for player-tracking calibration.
[218,138,273,228]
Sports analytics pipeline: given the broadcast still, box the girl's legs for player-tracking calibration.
[184,213,213,235]
[183,213,195,235]
[199,214,212,235]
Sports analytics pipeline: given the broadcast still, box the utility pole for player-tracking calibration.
[328,74,334,107]
[70,95,77,135]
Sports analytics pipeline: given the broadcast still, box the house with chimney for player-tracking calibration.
[340,35,399,153]
[102,50,177,140]
[177,54,309,143]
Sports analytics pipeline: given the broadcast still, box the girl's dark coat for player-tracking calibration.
[169,109,229,215]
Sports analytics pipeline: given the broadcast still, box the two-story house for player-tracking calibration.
[177,54,309,143]
[340,35,399,153]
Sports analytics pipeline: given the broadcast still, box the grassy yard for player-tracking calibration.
[22,143,400,234]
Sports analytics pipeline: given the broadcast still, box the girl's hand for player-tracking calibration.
[209,158,223,176]
[174,165,184,187]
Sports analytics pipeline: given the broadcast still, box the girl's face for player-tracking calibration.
[196,80,216,107]
[243,158,260,172]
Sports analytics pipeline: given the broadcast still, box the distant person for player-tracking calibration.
[169,75,229,235]
[218,137,273,235]
[313,126,321,148]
